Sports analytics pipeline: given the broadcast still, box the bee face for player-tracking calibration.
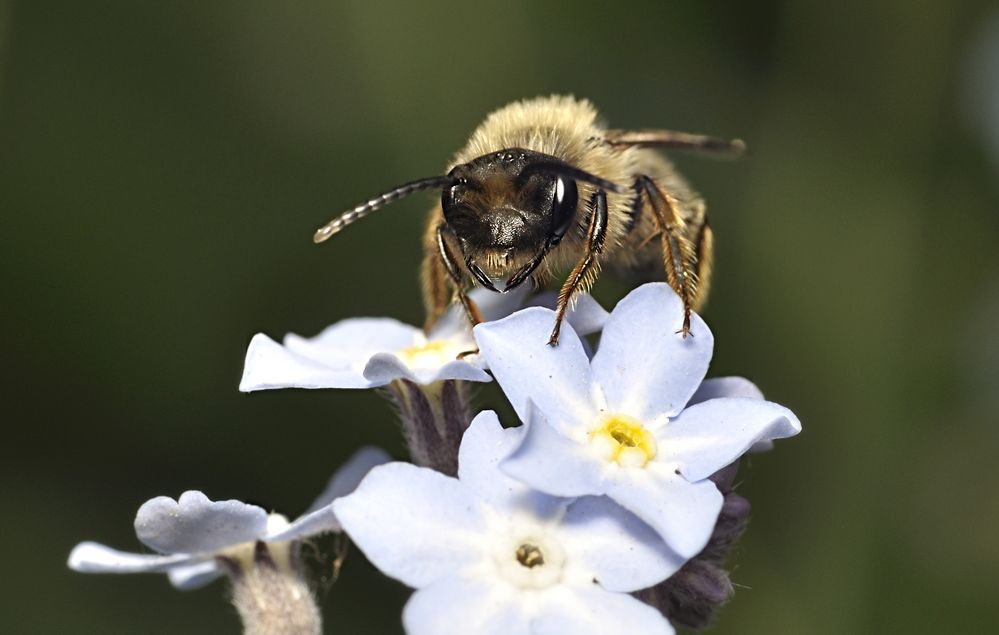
[442,148,579,287]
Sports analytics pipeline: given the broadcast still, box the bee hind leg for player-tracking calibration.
[635,175,701,337]
[550,190,609,346]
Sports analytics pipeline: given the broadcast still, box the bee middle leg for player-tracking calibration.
[635,175,700,337]
[549,190,608,346]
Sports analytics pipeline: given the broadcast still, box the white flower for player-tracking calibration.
[473,283,801,559]
[333,412,678,635]
[68,447,390,589]
[689,376,776,452]
[239,287,607,391]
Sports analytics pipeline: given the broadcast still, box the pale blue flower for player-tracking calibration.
[239,288,606,391]
[334,412,677,635]
[474,283,801,559]
[68,448,390,588]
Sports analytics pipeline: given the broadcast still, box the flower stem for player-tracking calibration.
[384,379,472,476]
[219,541,322,635]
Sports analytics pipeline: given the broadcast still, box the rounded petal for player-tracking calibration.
[603,467,722,560]
[567,295,609,336]
[526,292,609,336]
[333,462,486,588]
[239,333,382,391]
[403,576,530,635]
[363,353,492,385]
[267,506,337,543]
[560,496,686,592]
[135,491,268,555]
[474,307,595,428]
[284,318,421,361]
[268,446,393,540]
[431,286,533,340]
[167,561,224,590]
[663,397,802,482]
[304,447,393,514]
[533,585,675,635]
[68,541,199,574]
[500,407,606,499]
[591,283,713,421]
[458,411,565,520]
[688,378,777,452]
[688,376,763,405]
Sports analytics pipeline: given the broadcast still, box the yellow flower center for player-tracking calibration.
[396,340,455,368]
[589,414,657,467]
[515,543,545,569]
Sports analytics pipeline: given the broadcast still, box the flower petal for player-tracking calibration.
[688,376,763,404]
[403,575,530,635]
[167,561,223,590]
[284,317,421,361]
[304,447,394,514]
[458,411,564,520]
[559,496,685,592]
[603,466,722,559]
[430,286,533,340]
[565,294,610,336]
[333,462,486,588]
[591,283,713,421]
[363,353,492,385]
[266,506,339,543]
[688,377,777,452]
[526,292,609,336]
[239,333,381,391]
[500,406,606,499]
[532,585,675,635]
[134,491,269,555]
[267,447,392,541]
[663,397,802,481]
[474,307,595,427]
[68,542,199,574]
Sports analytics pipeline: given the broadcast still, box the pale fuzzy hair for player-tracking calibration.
[449,95,640,262]
[454,95,605,166]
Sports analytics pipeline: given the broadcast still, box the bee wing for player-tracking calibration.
[603,129,746,157]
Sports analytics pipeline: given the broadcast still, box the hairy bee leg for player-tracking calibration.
[421,223,452,332]
[604,129,746,157]
[549,190,609,346]
[636,175,699,337]
[435,224,485,327]
[692,220,714,312]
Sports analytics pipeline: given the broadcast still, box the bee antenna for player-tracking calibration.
[313,175,457,243]
[521,161,627,194]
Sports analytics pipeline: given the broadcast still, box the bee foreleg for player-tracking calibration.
[435,224,485,328]
[549,190,608,346]
[422,223,452,331]
[636,175,700,337]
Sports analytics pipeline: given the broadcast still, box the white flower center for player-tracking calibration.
[493,531,565,590]
[395,339,465,370]
[589,413,657,467]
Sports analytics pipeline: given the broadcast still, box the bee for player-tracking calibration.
[314,95,744,345]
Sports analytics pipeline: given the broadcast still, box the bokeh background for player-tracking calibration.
[2,1,998,633]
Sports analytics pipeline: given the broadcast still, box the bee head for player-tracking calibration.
[314,147,622,293]
[442,149,584,289]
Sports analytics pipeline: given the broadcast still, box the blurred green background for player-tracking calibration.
[2,1,998,633]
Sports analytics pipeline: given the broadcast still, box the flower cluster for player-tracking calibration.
[333,283,800,634]
[69,281,800,634]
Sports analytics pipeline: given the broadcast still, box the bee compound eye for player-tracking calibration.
[550,176,578,240]
[442,183,460,209]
